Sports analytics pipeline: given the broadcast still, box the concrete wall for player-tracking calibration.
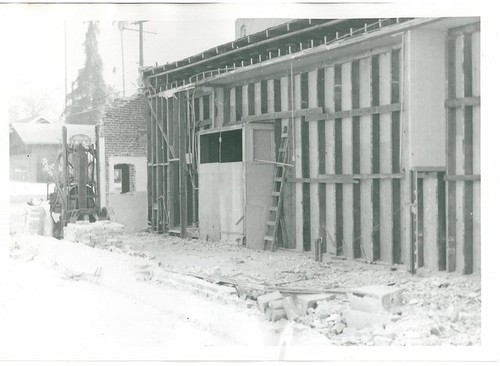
[199,162,244,243]
[405,28,447,168]
[107,156,148,232]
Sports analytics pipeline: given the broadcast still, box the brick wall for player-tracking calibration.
[101,94,149,206]
[102,95,148,157]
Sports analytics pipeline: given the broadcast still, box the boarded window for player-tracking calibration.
[200,129,242,164]
[200,133,220,163]
[221,130,242,163]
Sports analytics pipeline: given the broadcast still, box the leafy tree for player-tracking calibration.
[66,21,112,125]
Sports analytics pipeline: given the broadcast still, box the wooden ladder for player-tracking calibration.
[263,125,290,251]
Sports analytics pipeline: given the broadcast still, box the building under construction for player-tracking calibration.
[142,17,480,275]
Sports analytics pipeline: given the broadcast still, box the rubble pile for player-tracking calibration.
[116,232,481,346]
[64,220,125,248]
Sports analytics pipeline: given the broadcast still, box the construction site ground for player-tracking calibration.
[117,231,481,346]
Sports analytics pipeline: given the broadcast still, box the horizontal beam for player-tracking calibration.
[445,96,480,108]
[148,162,169,167]
[241,107,323,123]
[254,159,294,167]
[319,173,404,180]
[289,177,358,184]
[444,174,481,181]
[306,103,401,121]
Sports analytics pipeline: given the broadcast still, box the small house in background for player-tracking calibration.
[98,95,149,232]
[9,117,95,183]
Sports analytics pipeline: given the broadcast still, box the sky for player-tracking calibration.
[3,8,238,123]
[3,1,491,124]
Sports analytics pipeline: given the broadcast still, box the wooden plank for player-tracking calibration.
[320,173,403,180]
[242,84,249,117]
[280,74,295,249]
[294,73,303,252]
[472,30,481,274]
[342,61,354,259]
[153,97,160,229]
[445,96,480,108]
[254,81,262,117]
[179,92,188,237]
[359,56,374,261]
[454,34,466,274]
[423,175,440,270]
[229,87,236,122]
[463,106,474,275]
[308,70,320,244]
[159,97,165,230]
[306,103,401,121]
[379,51,393,264]
[214,87,225,128]
[289,177,358,184]
[242,107,323,123]
[444,174,480,181]
[324,66,336,253]
[267,79,275,113]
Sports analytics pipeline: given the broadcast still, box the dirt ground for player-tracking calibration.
[115,231,481,346]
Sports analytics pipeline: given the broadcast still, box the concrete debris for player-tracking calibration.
[282,296,300,321]
[343,309,391,330]
[269,299,284,310]
[347,285,403,314]
[293,293,336,315]
[257,291,283,312]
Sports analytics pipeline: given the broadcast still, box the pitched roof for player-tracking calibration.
[10,123,96,146]
[11,115,55,124]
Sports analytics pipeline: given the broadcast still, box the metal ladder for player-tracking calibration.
[263,125,290,251]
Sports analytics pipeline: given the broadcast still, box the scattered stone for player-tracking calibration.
[332,322,345,334]
[408,298,419,305]
[430,326,441,336]
[294,293,335,316]
[325,314,342,323]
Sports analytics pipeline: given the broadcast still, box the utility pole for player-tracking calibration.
[118,21,156,95]
[64,21,68,112]
[135,20,145,67]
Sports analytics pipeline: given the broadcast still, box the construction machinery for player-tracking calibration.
[48,126,101,238]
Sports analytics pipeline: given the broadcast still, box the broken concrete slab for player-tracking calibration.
[269,299,284,310]
[293,293,335,315]
[271,308,287,322]
[257,291,283,312]
[347,285,403,314]
[343,309,391,329]
[282,296,300,321]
